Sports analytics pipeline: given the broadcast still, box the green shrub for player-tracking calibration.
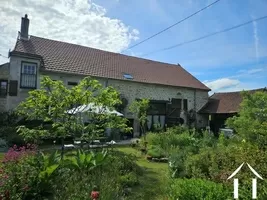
[119,172,139,187]
[168,178,231,200]
[106,150,143,176]
[1,148,133,200]
[144,127,198,155]
[0,138,8,150]
[147,145,166,158]
[0,126,26,147]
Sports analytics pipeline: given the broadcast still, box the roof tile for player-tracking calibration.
[12,36,210,91]
[200,88,267,114]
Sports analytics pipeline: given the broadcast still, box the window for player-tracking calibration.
[123,73,133,80]
[20,62,37,88]
[0,80,8,97]
[68,82,78,86]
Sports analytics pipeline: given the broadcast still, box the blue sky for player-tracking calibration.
[94,0,267,92]
[0,0,266,92]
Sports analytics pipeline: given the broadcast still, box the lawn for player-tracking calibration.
[116,146,169,200]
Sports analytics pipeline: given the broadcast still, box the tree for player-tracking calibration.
[129,99,150,147]
[16,76,131,151]
[226,91,267,148]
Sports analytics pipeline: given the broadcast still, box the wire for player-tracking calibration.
[122,0,222,52]
[0,54,8,58]
[140,15,267,57]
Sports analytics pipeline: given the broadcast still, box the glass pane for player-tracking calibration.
[23,65,27,73]
[1,81,7,88]
[23,63,36,74]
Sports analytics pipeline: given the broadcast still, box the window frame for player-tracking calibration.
[67,81,78,86]
[0,79,8,97]
[20,61,38,89]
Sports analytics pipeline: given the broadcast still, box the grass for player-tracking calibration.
[117,146,169,200]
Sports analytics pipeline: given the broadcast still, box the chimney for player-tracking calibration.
[20,14,29,40]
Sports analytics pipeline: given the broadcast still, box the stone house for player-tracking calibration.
[0,14,211,137]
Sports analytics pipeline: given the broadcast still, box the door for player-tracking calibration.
[166,98,182,127]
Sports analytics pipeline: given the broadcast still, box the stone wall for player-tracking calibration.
[0,63,9,112]
[107,79,209,135]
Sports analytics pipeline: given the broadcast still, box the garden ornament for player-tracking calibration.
[91,185,100,200]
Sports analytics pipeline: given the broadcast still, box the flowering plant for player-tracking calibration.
[0,144,37,199]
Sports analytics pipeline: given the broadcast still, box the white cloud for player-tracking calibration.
[203,78,240,92]
[252,20,259,60]
[0,0,139,64]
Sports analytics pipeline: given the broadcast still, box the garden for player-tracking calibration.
[0,76,267,199]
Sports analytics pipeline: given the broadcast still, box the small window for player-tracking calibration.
[68,82,78,86]
[0,80,8,97]
[123,73,133,80]
[21,62,37,88]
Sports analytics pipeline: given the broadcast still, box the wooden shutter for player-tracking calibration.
[9,80,18,96]
[183,99,188,111]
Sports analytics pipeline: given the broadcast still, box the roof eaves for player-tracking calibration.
[9,51,43,59]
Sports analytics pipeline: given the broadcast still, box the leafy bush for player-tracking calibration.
[147,145,167,158]
[0,111,19,127]
[56,150,142,200]
[144,128,197,155]
[168,178,231,200]
[226,91,267,149]
[0,139,8,150]
[0,147,114,199]
[119,172,139,187]
[106,150,143,176]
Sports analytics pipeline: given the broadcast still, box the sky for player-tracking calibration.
[0,0,267,93]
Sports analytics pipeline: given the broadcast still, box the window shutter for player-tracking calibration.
[9,80,18,96]
[183,99,188,111]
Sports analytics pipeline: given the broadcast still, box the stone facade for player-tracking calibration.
[0,63,9,112]
[107,79,209,136]
[1,55,209,136]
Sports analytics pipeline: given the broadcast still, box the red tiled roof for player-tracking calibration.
[11,36,210,91]
[200,88,267,114]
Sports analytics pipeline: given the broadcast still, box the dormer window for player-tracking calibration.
[20,62,37,89]
[123,73,133,80]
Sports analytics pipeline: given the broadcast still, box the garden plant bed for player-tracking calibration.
[116,146,169,200]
